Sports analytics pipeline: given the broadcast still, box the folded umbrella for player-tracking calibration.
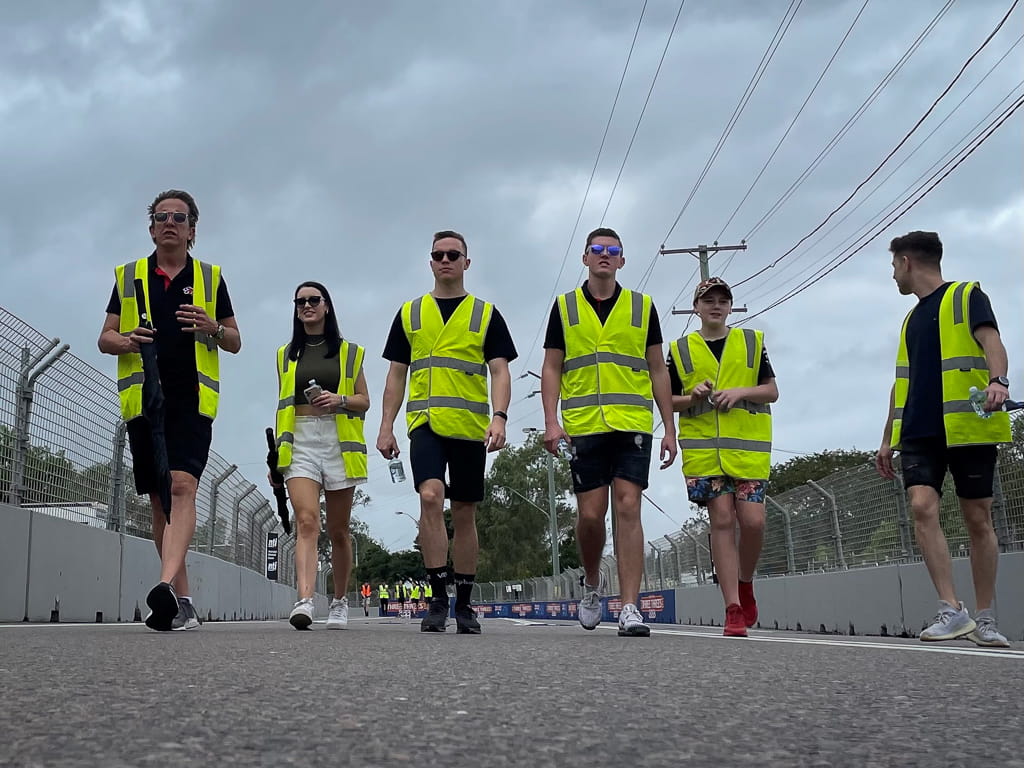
[135,278,172,523]
[265,427,292,534]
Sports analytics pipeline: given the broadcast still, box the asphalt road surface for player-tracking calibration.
[2,616,1022,767]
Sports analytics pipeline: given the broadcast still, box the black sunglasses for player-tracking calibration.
[294,296,324,308]
[152,211,190,224]
[430,250,464,262]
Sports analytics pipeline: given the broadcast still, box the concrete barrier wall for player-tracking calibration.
[1,503,326,623]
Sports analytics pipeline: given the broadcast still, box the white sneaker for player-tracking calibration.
[967,610,1009,648]
[578,572,606,631]
[919,600,976,641]
[326,597,349,630]
[289,598,314,630]
[617,603,651,637]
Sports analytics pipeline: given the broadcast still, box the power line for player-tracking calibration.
[739,0,956,243]
[732,0,1019,291]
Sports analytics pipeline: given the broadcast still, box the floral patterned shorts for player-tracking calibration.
[686,476,768,506]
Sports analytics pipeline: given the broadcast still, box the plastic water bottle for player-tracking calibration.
[388,457,407,483]
[969,386,990,419]
[558,438,573,460]
[303,378,323,401]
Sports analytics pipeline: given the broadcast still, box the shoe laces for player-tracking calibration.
[975,615,997,634]
[931,607,958,626]
[620,604,643,625]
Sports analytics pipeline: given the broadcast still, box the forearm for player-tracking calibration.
[881,384,895,444]
[651,368,676,436]
[982,339,1008,379]
[98,330,130,356]
[379,368,407,431]
[489,365,511,413]
[541,358,561,427]
[216,326,242,354]
[341,394,370,414]
[672,393,699,412]
[739,382,779,404]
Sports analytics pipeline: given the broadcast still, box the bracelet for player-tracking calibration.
[493,411,508,420]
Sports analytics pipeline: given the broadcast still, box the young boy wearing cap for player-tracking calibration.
[668,277,779,637]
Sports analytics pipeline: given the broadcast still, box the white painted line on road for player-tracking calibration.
[593,625,1024,660]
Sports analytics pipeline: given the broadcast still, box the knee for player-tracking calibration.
[962,504,994,537]
[419,482,444,509]
[294,511,320,539]
[739,514,765,535]
[329,528,351,549]
[170,477,195,498]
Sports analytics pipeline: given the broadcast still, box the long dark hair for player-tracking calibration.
[288,281,342,361]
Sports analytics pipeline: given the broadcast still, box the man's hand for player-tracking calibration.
[376,428,399,460]
[543,422,570,456]
[690,379,713,400]
[484,417,507,453]
[123,326,155,353]
[984,381,1009,412]
[176,304,218,335]
[711,388,746,411]
[659,433,677,470]
[267,471,282,490]
[875,442,895,480]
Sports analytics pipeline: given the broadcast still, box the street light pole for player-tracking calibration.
[521,427,560,578]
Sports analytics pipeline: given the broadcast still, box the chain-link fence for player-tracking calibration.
[472,419,1023,601]
[0,305,294,587]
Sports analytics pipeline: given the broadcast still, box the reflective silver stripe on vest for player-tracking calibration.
[687,398,768,417]
[410,297,423,332]
[278,396,295,410]
[565,291,580,327]
[952,282,967,325]
[743,328,757,369]
[338,441,367,454]
[687,399,714,417]
[941,355,987,372]
[123,268,137,299]
[893,407,904,419]
[469,298,485,333]
[562,352,649,373]
[561,393,653,410]
[678,437,772,452]
[674,337,693,375]
[346,343,358,377]
[943,400,975,415]
[409,356,487,376]
[201,333,217,351]
[407,397,490,415]
[278,431,294,446]
[895,366,910,379]
[339,410,366,422]
[197,372,220,393]
[117,372,144,391]
[199,261,214,304]
[630,291,644,328]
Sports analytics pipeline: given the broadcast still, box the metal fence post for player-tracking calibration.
[208,464,237,554]
[807,480,847,569]
[655,548,666,590]
[8,340,70,505]
[680,529,712,584]
[231,483,258,565]
[108,420,128,532]
[663,536,683,586]
[766,496,797,575]
[891,476,914,559]
[991,467,1010,553]
[249,504,274,571]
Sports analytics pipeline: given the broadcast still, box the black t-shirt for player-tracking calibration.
[382,296,518,365]
[106,254,235,398]
[667,334,775,395]
[543,282,663,351]
[900,282,998,441]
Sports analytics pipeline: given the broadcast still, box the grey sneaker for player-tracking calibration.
[617,603,650,637]
[966,610,1009,648]
[578,572,606,631]
[289,598,314,630]
[919,600,976,642]
[171,597,200,631]
[326,597,349,630]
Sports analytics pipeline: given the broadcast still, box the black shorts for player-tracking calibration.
[900,437,997,499]
[127,398,213,494]
[569,431,652,494]
[409,425,486,503]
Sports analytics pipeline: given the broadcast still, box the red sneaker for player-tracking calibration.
[724,603,748,637]
[738,580,758,628]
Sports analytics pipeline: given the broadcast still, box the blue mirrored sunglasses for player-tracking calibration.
[587,244,622,256]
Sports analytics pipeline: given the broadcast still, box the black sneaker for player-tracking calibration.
[420,599,448,632]
[454,605,481,635]
[171,598,200,631]
[145,582,178,632]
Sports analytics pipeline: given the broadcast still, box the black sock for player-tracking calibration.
[453,573,475,608]
[427,567,449,603]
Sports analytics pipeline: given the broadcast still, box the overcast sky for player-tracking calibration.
[3,0,1021,555]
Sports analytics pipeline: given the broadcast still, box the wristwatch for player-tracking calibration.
[340,394,349,409]
[214,323,226,340]
[990,376,1009,387]
[493,411,508,420]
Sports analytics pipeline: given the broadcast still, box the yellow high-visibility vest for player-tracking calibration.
[557,287,654,436]
[114,257,221,420]
[274,341,367,481]
[891,281,1009,448]
[670,328,772,480]
[402,294,493,440]
[378,585,389,598]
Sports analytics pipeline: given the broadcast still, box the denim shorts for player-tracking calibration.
[686,476,768,506]
[283,415,365,491]
[568,431,652,494]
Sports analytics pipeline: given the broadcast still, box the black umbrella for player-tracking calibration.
[265,427,292,534]
[135,278,172,523]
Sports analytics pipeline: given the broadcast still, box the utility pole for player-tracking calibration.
[660,241,748,316]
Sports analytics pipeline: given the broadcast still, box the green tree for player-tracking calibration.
[770,449,875,494]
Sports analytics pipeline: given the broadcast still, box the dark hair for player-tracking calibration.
[586,227,622,249]
[889,230,942,266]
[148,190,199,250]
[287,281,342,361]
[433,230,468,256]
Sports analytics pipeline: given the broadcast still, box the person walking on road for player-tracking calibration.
[360,582,372,616]
[376,230,517,634]
[272,281,370,631]
[378,583,390,615]
[98,190,241,631]
[876,231,1012,647]
[669,277,778,638]
[541,227,677,638]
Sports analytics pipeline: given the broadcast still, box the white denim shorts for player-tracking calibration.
[283,415,366,491]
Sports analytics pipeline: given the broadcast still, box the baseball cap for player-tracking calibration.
[693,276,733,302]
